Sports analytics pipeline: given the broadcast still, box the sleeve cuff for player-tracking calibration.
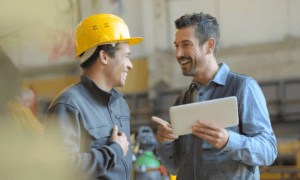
[220,130,242,154]
[109,141,124,162]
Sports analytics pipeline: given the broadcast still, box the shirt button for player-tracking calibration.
[199,92,203,96]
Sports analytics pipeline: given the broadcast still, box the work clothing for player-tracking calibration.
[157,63,277,180]
[44,74,132,180]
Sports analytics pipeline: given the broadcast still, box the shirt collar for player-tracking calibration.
[211,63,230,86]
[189,63,230,91]
[189,81,201,92]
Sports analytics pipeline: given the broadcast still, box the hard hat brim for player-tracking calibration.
[126,37,143,46]
[75,37,143,59]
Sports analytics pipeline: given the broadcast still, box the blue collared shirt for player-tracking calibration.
[191,63,228,103]
[157,63,277,180]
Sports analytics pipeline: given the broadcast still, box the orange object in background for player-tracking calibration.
[159,165,167,176]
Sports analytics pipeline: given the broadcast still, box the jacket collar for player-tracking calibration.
[79,74,123,104]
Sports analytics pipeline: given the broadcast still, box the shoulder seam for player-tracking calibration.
[48,102,79,112]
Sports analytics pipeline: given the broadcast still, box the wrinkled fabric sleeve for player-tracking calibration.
[44,103,124,180]
[220,78,277,166]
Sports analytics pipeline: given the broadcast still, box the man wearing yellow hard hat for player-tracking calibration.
[43,14,142,180]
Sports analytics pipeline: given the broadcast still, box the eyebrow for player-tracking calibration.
[174,40,192,44]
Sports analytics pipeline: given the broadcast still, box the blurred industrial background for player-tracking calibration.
[1,0,300,179]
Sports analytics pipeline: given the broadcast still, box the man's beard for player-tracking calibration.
[183,66,196,76]
[178,57,196,76]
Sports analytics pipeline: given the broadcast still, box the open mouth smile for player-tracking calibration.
[180,60,191,65]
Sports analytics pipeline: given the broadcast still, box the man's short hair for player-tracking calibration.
[175,12,220,57]
[80,44,120,69]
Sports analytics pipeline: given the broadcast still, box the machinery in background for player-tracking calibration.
[131,126,168,180]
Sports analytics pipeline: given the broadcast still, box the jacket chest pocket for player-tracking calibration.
[87,126,112,149]
[115,115,129,127]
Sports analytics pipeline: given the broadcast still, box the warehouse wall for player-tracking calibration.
[0,0,80,71]
[218,36,300,81]
[1,0,300,97]
[168,0,300,89]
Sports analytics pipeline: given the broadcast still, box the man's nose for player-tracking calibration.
[127,59,133,70]
[175,47,184,58]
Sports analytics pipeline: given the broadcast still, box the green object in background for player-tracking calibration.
[135,151,160,168]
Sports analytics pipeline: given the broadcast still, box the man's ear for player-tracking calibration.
[99,50,109,65]
[206,38,215,55]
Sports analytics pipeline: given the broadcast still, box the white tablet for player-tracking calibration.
[169,96,239,136]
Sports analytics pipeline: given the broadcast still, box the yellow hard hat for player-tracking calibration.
[75,14,143,60]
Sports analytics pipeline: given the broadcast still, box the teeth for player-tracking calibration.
[181,60,190,65]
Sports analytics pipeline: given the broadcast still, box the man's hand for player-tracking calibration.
[111,125,129,156]
[191,119,229,149]
[151,116,178,144]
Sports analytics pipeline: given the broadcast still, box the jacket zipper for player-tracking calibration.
[115,115,129,127]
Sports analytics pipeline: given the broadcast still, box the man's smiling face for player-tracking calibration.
[174,26,207,77]
[107,42,132,87]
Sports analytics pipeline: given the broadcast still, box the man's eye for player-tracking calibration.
[183,44,190,47]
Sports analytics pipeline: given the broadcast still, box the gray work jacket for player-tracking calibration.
[44,74,132,180]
